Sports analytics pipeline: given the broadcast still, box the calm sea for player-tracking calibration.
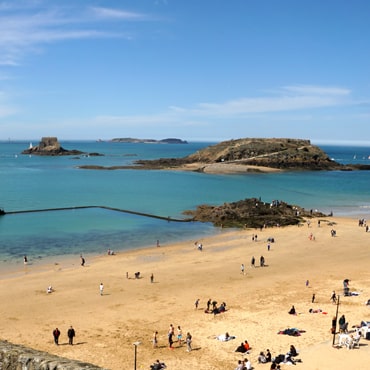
[1,140,370,271]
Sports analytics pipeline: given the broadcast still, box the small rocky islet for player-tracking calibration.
[21,137,103,157]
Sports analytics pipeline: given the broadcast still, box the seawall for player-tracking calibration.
[0,340,107,369]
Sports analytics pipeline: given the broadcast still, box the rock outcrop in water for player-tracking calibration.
[183,197,328,228]
[78,138,350,172]
[22,137,103,157]
[0,340,106,369]
[135,138,342,171]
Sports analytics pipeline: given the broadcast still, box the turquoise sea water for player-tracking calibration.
[1,140,370,271]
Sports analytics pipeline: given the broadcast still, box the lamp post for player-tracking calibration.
[332,295,340,346]
[133,341,141,370]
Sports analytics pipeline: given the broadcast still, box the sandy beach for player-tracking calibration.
[0,216,369,370]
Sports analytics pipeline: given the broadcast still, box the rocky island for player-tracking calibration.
[183,197,328,228]
[78,137,361,172]
[21,137,103,157]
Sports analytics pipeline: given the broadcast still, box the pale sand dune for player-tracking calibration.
[0,217,369,369]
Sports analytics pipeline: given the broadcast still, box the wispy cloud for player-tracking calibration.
[92,84,360,126]
[171,85,354,117]
[0,1,151,66]
[90,7,149,20]
[282,85,351,96]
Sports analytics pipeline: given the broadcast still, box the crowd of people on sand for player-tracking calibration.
[255,345,300,368]
[26,219,368,369]
[152,324,193,353]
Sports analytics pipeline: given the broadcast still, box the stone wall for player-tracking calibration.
[0,340,107,370]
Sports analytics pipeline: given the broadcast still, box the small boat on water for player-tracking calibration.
[0,208,5,215]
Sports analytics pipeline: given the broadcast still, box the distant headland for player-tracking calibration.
[110,137,188,144]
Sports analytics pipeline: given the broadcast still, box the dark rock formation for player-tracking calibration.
[183,198,327,228]
[0,340,106,369]
[21,137,103,157]
[111,137,188,144]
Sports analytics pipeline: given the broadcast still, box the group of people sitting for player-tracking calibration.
[257,349,272,363]
[269,345,300,368]
[205,299,227,315]
[235,340,251,353]
[234,358,252,370]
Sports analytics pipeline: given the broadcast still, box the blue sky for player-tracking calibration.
[0,0,369,143]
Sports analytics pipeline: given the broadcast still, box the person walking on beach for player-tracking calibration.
[53,327,60,345]
[312,293,316,303]
[207,298,212,312]
[150,273,154,283]
[330,291,337,304]
[23,255,28,264]
[177,326,183,346]
[251,256,255,268]
[67,326,75,345]
[260,255,265,267]
[168,329,174,349]
[152,331,158,348]
[195,298,200,310]
[80,255,85,266]
[186,332,192,352]
[99,282,104,296]
[241,263,245,275]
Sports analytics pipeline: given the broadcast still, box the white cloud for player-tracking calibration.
[0,2,150,65]
[89,85,355,128]
[90,7,148,20]
[282,85,351,96]
[168,85,353,117]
